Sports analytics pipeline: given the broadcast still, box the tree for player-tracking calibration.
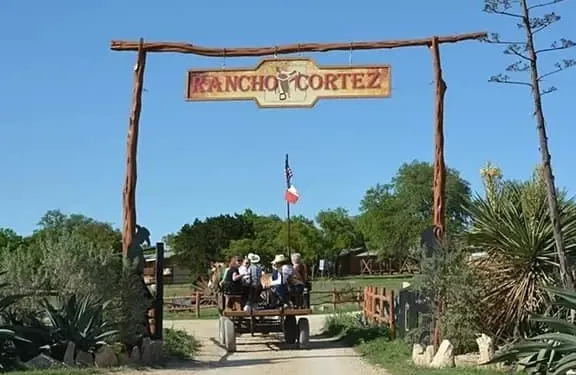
[276,215,324,262]
[224,212,324,266]
[358,161,471,260]
[30,210,122,252]
[171,213,254,277]
[316,208,364,259]
[484,0,576,290]
[0,228,25,251]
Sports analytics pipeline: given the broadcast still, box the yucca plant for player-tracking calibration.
[488,287,576,375]
[466,172,576,340]
[42,294,118,353]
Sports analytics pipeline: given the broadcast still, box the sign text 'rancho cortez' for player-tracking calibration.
[185,58,391,108]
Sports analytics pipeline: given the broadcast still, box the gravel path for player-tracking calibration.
[119,315,388,375]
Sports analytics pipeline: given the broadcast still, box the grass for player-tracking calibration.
[357,339,505,375]
[323,313,505,375]
[162,275,413,320]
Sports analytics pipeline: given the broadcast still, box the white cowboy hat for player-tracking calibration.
[247,253,260,264]
[271,254,287,264]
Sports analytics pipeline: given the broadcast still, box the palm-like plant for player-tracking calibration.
[466,170,576,340]
[42,294,118,353]
[488,287,576,375]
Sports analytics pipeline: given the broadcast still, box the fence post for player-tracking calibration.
[367,286,373,322]
[389,289,396,339]
[371,286,380,323]
[332,288,337,312]
[381,288,387,324]
[357,288,362,310]
[195,291,201,318]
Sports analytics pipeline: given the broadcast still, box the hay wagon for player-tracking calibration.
[216,289,312,352]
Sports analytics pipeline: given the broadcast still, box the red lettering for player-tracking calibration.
[251,75,264,91]
[337,73,352,89]
[189,74,208,93]
[210,77,223,92]
[324,73,338,90]
[309,74,323,90]
[295,74,308,90]
[351,73,365,90]
[367,71,381,89]
[225,76,238,91]
[239,76,251,92]
[265,75,278,90]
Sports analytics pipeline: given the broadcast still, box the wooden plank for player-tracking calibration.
[222,308,313,317]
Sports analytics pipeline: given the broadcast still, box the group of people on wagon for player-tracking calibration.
[220,252,309,310]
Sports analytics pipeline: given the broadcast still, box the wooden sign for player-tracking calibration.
[185,58,391,108]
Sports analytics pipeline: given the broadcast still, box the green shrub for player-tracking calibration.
[0,231,122,307]
[413,241,484,354]
[0,232,152,351]
[162,327,200,360]
[323,312,391,346]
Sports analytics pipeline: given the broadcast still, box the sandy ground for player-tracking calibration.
[118,314,388,375]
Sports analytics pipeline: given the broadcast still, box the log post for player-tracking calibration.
[430,36,447,351]
[430,36,447,242]
[122,38,146,257]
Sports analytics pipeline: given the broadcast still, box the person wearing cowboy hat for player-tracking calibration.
[269,254,293,307]
[242,253,263,311]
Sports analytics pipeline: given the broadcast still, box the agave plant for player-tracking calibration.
[0,274,34,370]
[488,287,576,375]
[42,294,118,353]
[466,176,576,340]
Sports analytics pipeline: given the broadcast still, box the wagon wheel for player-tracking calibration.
[222,317,236,352]
[218,316,226,346]
[283,316,298,344]
[298,318,310,349]
[191,277,213,296]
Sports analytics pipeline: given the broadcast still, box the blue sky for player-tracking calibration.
[1,0,575,242]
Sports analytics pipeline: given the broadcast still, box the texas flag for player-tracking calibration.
[284,155,299,204]
[285,185,299,204]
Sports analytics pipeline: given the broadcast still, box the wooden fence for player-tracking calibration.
[165,285,399,340]
[164,288,364,317]
[362,286,396,339]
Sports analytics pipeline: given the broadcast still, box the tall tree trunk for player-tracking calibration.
[520,0,574,290]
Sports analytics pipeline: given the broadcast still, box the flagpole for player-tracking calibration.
[285,153,292,258]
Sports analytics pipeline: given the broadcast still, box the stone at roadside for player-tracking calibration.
[423,345,435,365]
[140,337,153,365]
[25,354,63,369]
[151,340,163,363]
[476,334,494,364]
[62,341,76,365]
[118,352,131,366]
[430,340,455,368]
[94,345,118,367]
[130,345,141,363]
[75,350,94,366]
[412,344,435,367]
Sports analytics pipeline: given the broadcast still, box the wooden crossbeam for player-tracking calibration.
[110,32,487,57]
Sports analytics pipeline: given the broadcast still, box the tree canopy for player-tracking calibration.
[0,160,474,279]
[357,161,471,259]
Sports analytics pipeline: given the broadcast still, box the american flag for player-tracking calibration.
[284,155,293,187]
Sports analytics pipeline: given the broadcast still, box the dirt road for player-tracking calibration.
[123,315,387,375]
